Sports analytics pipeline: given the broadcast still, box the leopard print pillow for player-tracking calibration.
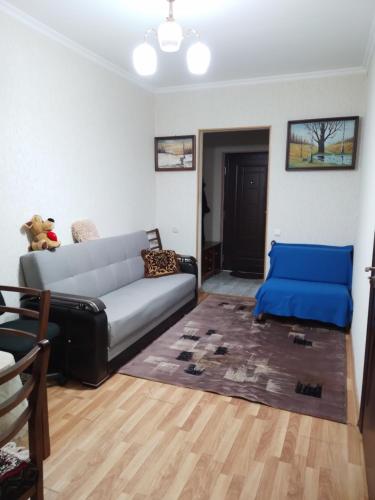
[141,249,180,278]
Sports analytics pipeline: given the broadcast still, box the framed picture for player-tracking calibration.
[286,116,359,171]
[155,135,196,171]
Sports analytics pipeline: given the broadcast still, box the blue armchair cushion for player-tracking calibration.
[254,242,353,327]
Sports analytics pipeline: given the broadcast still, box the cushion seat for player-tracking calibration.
[0,319,60,353]
[100,273,196,358]
[254,278,353,327]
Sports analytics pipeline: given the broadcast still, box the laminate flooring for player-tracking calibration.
[43,294,368,500]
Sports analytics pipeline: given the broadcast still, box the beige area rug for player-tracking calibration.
[120,294,347,422]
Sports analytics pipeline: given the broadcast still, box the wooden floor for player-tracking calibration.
[44,312,368,499]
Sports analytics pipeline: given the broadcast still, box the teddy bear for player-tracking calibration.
[23,215,61,251]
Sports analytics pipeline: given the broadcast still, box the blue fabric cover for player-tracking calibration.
[254,242,353,327]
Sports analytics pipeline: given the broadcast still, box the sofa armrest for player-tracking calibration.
[49,292,106,313]
[22,291,106,313]
[21,293,109,386]
[177,255,198,276]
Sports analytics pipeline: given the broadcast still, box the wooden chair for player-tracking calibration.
[146,228,162,250]
[0,339,50,499]
[0,286,52,459]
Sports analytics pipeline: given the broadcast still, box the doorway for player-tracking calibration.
[223,152,268,278]
[200,128,270,296]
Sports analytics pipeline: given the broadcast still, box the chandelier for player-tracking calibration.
[133,0,211,76]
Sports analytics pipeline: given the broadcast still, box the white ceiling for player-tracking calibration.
[3,0,375,90]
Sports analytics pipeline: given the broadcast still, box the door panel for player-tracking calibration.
[223,152,268,277]
[359,234,375,500]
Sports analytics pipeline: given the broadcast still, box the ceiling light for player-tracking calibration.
[132,42,157,76]
[187,42,211,75]
[133,0,211,77]
[157,19,183,53]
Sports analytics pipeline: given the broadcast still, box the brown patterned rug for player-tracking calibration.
[120,294,347,423]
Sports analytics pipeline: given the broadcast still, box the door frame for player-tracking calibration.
[196,126,272,286]
[359,233,375,431]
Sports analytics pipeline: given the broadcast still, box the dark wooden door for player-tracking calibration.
[359,234,375,500]
[223,152,268,278]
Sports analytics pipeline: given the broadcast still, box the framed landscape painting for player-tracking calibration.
[286,116,359,171]
[155,135,196,171]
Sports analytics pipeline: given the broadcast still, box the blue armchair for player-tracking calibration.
[253,242,353,328]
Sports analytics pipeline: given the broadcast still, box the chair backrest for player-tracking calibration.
[0,339,50,498]
[0,293,5,315]
[0,286,51,342]
[146,228,162,251]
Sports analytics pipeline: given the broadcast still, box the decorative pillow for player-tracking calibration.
[141,250,180,278]
[71,219,100,243]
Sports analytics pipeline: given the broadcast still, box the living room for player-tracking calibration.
[0,0,375,498]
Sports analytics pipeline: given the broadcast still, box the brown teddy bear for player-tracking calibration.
[24,215,61,251]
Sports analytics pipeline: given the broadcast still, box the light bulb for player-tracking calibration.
[158,20,183,52]
[186,42,211,75]
[133,42,157,76]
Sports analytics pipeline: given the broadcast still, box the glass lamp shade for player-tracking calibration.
[186,42,211,75]
[133,42,157,76]
[157,20,183,52]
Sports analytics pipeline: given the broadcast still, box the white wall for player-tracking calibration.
[351,51,375,401]
[0,11,155,298]
[155,74,366,257]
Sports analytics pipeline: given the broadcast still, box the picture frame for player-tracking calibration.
[285,116,359,171]
[155,135,196,171]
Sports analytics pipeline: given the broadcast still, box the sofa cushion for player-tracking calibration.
[254,278,353,327]
[101,273,196,349]
[141,249,180,278]
[20,231,149,297]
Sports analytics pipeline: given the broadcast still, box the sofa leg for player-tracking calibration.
[255,313,265,323]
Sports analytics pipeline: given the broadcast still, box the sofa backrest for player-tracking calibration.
[20,231,150,298]
[267,242,353,287]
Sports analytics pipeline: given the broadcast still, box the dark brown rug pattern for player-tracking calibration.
[120,294,347,422]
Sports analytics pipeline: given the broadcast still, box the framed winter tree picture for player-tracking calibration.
[285,116,359,171]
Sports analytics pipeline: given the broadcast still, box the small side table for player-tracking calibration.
[202,241,222,282]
